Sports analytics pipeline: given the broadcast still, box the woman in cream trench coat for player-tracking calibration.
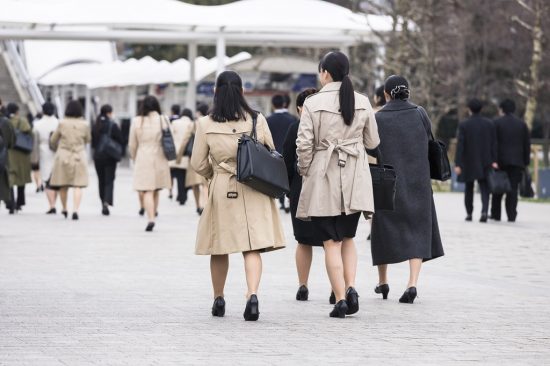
[191,70,285,321]
[296,51,380,318]
[129,96,171,232]
[49,101,91,220]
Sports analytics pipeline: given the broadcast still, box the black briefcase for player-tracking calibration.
[487,169,512,194]
[369,157,396,211]
[237,115,289,198]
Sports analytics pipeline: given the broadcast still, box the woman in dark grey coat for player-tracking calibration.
[370,75,444,304]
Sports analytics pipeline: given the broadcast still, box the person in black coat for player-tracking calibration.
[267,94,297,211]
[491,99,531,222]
[282,88,323,302]
[370,75,444,304]
[455,98,498,222]
[92,104,123,216]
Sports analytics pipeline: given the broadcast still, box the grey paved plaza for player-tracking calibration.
[1,167,550,365]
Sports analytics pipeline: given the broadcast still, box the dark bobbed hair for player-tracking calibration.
[283,94,291,109]
[65,100,83,118]
[374,85,386,107]
[181,108,194,120]
[140,95,161,116]
[468,98,483,114]
[196,103,209,117]
[271,94,285,109]
[171,104,181,116]
[499,99,516,114]
[6,102,19,116]
[211,70,256,122]
[296,88,318,112]
[42,102,55,116]
[319,51,355,125]
[384,75,410,100]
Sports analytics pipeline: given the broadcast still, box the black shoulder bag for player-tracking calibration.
[237,114,290,198]
[94,121,123,161]
[369,149,396,211]
[417,107,451,181]
[13,118,33,154]
[184,133,195,157]
[160,115,177,161]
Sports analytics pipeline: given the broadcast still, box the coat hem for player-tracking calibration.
[195,244,285,256]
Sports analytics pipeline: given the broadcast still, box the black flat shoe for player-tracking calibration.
[243,294,259,321]
[329,300,348,318]
[145,222,155,232]
[480,213,488,223]
[62,210,68,219]
[345,287,359,315]
[374,284,390,300]
[296,285,309,301]
[399,287,417,304]
[102,205,110,216]
[329,291,336,304]
[212,296,225,317]
[72,212,79,221]
[465,215,472,221]
[138,208,145,216]
[46,208,57,215]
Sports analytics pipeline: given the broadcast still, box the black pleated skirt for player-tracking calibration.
[311,212,361,242]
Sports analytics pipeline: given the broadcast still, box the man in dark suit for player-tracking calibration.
[267,94,297,212]
[455,98,498,222]
[491,99,531,222]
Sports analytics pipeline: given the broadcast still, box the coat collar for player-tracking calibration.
[378,99,418,112]
[319,81,342,93]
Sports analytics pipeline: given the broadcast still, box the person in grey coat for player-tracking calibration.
[370,75,444,304]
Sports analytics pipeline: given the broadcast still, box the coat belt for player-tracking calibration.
[212,160,238,198]
[315,137,361,176]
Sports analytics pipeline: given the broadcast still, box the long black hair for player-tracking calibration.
[139,95,161,116]
[384,75,410,101]
[319,51,355,125]
[211,71,256,122]
[95,104,113,133]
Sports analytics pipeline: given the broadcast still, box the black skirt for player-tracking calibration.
[311,212,361,242]
[289,177,323,247]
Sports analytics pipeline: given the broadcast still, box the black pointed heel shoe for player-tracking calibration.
[138,208,145,216]
[399,287,417,304]
[62,210,68,219]
[296,285,309,301]
[46,208,57,215]
[375,284,390,300]
[345,287,359,315]
[145,222,155,232]
[72,212,79,221]
[243,294,259,321]
[329,300,348,318]
[212,297,225,317]
[329,291,336,304]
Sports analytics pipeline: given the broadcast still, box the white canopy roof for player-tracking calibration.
[37,52,251,89]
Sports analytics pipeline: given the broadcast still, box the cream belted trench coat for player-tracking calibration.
[190,113,285,255]
[296,81,380,220]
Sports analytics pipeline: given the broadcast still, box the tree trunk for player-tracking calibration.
[523,0,544,130]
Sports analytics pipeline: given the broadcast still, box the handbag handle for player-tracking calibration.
[250,113,258,141]
[367,146,385,168]
[416,107,435,141]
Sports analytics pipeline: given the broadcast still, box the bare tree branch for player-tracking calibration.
[512,15,534,31]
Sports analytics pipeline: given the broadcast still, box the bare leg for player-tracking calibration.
[323,240,345,301]
[143,191,155,222]
[408,258,422,288]
[32,171,42,189]
[243,251,262,298]
[295,244,313,286]
[73,188,82,213]
[341,237,357,289]
[59,188,68,211]
[153,190,159,214]
[46,189,57,209]
[377,264,388,285]
[210,255,229,298]
[138,191,144,210]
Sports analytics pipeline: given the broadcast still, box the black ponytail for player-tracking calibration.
[319,51,355,126]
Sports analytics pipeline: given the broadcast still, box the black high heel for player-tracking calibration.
[72,212,79,221]
[138,208,145,216]
[375,284,390,300]
[243,294,259,321]
[296,285,309,301]
[62,210,68,219]
[46,208,57,215]
[329,300,348,318]
[102,204,110,216]
[145,222,155,232]
[399,287,417,304]
[212,297,225,317]
[329,291,336,305]
[345,287,359,315]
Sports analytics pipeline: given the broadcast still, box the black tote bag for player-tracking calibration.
[369,150,396,211]
[417,108,451,181]
[237,114,289,198]
[94,122,122,161]
[14,130,33,154]
[487,169,512,194]
[184,134,195,157]
[160,116,176,161]
[519,168,535,198]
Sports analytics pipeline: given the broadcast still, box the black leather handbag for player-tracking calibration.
[14,119,33,154]
[160,116,176,161]
[184,134,194,157]
[520,168,535,198]
[94,121,122,161]
[369,150,396,211]
[237,114,289,198]
[487,169,512,194]
[417,107,451,181]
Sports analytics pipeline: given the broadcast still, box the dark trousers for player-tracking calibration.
[170,168,188,204]
[491,166,523,221]
[95,161,117,206]
[464,179,490,215]
[8,185,25,209]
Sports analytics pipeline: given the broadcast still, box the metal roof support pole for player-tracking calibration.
[185,42,197,112]
[216,34,226,76]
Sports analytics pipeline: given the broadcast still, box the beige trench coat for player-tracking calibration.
[49,118,91,187]
[175,120,206,188]
[169,116,191,170]
[190,114,285,255]
[129,112,171,191]
[296,81,380,220]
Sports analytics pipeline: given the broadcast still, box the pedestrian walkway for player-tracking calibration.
[1,167,549,365]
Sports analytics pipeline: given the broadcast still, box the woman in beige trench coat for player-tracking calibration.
[191,71,285,321]
[49,101,91,220]
[129,96,171,232]
[296,51,380,318]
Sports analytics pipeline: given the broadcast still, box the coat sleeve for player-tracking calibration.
[20,117,32,133]
[283,122,298,184]
[523,123,531,166]
[296,103,315,176]
[258,113,275,150]
[50,125,61,148]
[455,123,465,167]
[128,118,139,160]
[363,105,380,150]
[190,119,213,179]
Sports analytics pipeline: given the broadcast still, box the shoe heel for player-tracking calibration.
[382,292,388,300]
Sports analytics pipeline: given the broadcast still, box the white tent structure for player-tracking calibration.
[0,0,393,113]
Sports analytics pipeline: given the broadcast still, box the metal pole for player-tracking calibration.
[216,35,226,76]
[185,42,197,112]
